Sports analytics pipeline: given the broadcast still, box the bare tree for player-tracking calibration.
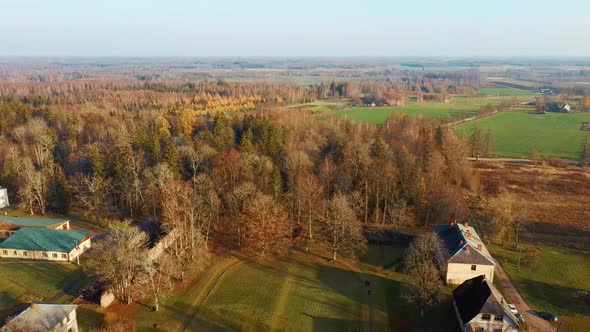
[141,254,172,312]
[319,193,367,261]
[240,193,290,256]
[72,173,113,223]
[403,234,443,319]
[86,222,148,304]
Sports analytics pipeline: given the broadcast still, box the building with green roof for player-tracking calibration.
[0,228,91,262]
[0,216,70,239]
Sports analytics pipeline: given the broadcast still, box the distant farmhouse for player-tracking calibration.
[1,303,79,332]
[547,102,572,113]
[0,187,8,209]
[433,222,495,284]
[0,228,90,262]
[453,275,520,332]
[0,216,71,239]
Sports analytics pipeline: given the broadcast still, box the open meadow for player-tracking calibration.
[79,244,459,332]
[325,95,532,124]
[489,244,590,332]
[457,110,590,158]
[0,261,90,321]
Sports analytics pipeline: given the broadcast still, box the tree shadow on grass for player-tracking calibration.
[516,279,590,316]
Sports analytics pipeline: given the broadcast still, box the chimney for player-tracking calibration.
[31,303,37,309]
[466,231,472,238]
[460,240,464,245]
[465,222,469,228]
[465,245,470,252]
[477,244,482,251]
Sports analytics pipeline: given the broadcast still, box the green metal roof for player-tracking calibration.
[0,216,68,228]
[0,228,89,252]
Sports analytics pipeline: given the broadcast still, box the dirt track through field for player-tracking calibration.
[179,257,242,332]
[494,259,555,332]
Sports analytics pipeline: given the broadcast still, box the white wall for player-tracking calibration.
[446,263,495,284]
[68,238,91,261]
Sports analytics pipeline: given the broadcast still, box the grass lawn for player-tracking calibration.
[489,244,590,332]
[331,96,531,124]
[456,111,590,158]
[0,261,90,320]
[478,87,537,96]
[91,244,459,332]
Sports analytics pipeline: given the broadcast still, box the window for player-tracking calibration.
[481,313,491,321]
[13,250,17,256]
[42,252,48,258]
[471,265,477,271]
[23,251,27,256]
[494,314,503,321]
[62,254,67,259]
[475,328,484,332]
[493,329,502,332]
[52,253,58,258]
[2,250,7,255]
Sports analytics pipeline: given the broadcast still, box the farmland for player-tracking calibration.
[489,244,590,332]
[457,111,590,158]
[0,261,90,320]
[328,96,532,124]
[478,87,537,96]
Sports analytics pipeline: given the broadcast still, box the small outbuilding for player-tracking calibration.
[0,228,90,262]
[1,303,79,332]
[453,275,520,332]
[0,216,70,239]
[0,187,8,209]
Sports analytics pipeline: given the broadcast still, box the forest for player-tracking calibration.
[0,75,478,306]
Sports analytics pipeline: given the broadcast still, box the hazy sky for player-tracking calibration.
[1,0,589,57]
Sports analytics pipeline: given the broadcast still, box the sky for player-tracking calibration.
[1,0,589,57]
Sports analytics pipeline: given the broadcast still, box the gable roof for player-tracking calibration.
[0,228,89,252]
[0,216,68,228]
[452,275,519,327]
[1,303,77,332]
[433,223,495,266]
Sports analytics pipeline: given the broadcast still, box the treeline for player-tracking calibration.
[0,92,477,305]
[0,96,475,233]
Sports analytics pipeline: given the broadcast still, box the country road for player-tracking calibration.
[494,259,556,332]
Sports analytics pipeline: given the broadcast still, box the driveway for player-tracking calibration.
[494,260,556,332]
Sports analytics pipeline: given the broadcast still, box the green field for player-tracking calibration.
[489,244,590,332]
[84,244,458,332]
[0,261,90,320]
[456,111,590,158]
[331,97,524,124]
[478,87,537,96]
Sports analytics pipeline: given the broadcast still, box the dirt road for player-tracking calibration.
[494,260,556,332]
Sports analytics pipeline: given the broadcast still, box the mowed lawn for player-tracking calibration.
[489,244,590,332]
[456,111,590,158]
[123,244,458,332]
[0,261,89,320]
[332,96,531,124]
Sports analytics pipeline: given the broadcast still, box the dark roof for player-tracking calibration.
[453,275,518,327]
[433,224,494,265]
[0,216,68,228]
[449,248,495,265]
[0,228,89,252]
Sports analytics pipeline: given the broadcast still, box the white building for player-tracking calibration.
[1,303,79,332]
[0,187,8,209]
[433,222,496,284]
[453,275,520,332]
